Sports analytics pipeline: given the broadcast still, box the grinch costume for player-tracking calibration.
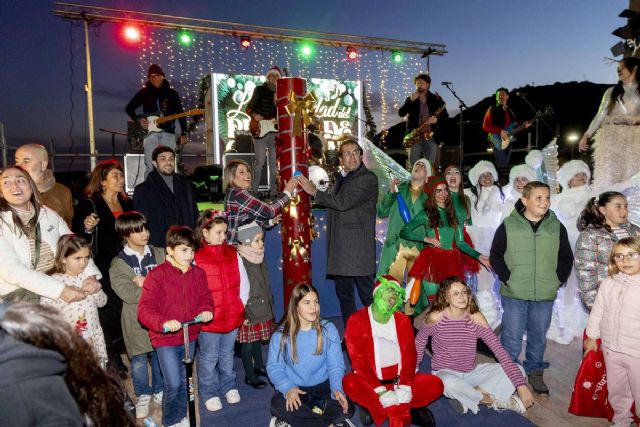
[343,276,443,427]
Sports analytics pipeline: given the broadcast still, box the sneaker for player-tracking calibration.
[491,395,526,414]
[528,369,549,394]
[268,416,291,427]
[135,394,152,418]
[204,396,222,412]
[225,389,241,404]
[166,417,188,427]
[333,419,356,427]
[410,407,436,427]
[449,398,468,414]
[152,391,163,404]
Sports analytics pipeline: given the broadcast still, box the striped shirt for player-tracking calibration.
[16,207,55,273]
[415,313,526,388]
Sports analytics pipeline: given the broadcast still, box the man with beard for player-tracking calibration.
[343,276,443,427]
[398,74,448,166]
[246,66,281,196]
[126,64,189,177]
[133,146,198,247]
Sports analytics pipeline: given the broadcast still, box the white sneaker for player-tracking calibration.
[491,395,526,414]
[152,391,163,404]
[135,394,152,418]
[205,396,223,412]
[268,416,291,427]
[166,417,189,427]
[225,389,241,404]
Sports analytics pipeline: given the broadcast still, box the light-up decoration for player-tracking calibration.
[123,25,141,42]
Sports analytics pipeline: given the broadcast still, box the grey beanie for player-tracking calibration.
[237,221,262,244]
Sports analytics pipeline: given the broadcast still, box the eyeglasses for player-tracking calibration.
[612,252,640,262]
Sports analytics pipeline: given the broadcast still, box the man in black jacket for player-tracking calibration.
[133,146,199,247]
[246,66,281,196]
[398,74,448,166]
[126,64,189,177]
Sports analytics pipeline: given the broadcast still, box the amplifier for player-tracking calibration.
[124,154,145,194]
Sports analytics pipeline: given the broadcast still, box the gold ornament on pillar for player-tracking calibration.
[285,194,302,219]
[288,236,310,262]
[284,91,317,137]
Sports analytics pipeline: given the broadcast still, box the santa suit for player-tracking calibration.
[343,307,443,427]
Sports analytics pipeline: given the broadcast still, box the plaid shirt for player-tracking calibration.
[224,188,289,243]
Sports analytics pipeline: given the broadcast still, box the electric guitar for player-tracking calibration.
[249,117,278,138]
[131,108,205,140]
[488,107,553,150]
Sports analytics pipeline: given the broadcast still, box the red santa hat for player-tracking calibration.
[373,275,402,296]
[266,66,282,78]
[424,175,447,196]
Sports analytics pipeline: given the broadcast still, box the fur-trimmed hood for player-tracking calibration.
[508,164,536,185]
[468,160,498,186]
[557,160,591,190]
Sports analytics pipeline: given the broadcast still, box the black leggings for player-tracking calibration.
[240,341,264,380]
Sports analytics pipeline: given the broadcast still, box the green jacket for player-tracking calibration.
[110,246,165,357]
[502,209,562,301]
[376,182,427,275]
[450,190,472,227]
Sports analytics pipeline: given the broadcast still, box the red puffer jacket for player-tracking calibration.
[195,244,244,333]
[138,261,213,348]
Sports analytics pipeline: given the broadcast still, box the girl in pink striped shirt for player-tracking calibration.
[415,277,535,415]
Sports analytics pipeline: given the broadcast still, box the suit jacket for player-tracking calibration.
[133,170,199,248]
[314,163,378,276]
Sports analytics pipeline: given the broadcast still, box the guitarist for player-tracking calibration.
[398,73,448,166]
[125,64,188,177]
[482,88,531,169]
[246,66,281,197]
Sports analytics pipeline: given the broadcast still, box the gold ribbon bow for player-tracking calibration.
[288,236,310,262]
[285,194,301,219]
[284,91,317,137]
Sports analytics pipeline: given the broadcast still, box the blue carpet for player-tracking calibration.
[199,318,535,427]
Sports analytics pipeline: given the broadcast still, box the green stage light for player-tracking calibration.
[300,42,315,59]
[391,50,404,64]
[178,31,193,46]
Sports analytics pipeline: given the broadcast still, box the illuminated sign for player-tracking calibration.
[211,73,362,155]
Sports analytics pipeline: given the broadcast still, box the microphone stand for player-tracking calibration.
[442,82,468,172]
[517,93,556,147]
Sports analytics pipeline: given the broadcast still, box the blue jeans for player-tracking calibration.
[252,132,276,193]
[131,351,163,396]
[409,138,437,166]
[500,296,554,373]
[197,330,239,401]
[156,341,196,426]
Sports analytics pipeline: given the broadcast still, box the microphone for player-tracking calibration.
[441,81,452,85]
[283,67,289,77]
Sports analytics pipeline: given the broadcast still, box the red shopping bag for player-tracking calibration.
[568,343,614,420]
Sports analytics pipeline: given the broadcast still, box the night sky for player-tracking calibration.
[0,0,627,168]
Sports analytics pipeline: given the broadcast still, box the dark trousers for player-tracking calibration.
[270,380,354,427]
[241,341,264,381]
[493,146,512,169]
[334,275,374,324]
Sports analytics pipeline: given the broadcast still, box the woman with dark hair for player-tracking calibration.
[222,159,297,244]
[0,303,135,426]
[266,284,353,427]
[575,191,640,311]
[73,160,134,373]
[0,165,101,303]
[579,56,640,191]
[400,176,490,315]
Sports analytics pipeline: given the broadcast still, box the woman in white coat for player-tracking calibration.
[464,160,505,328]
[0,165,101,303]
[546,160,592,344]
[501,164,537,219]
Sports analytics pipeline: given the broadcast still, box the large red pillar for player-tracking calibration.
[276,77,313,307]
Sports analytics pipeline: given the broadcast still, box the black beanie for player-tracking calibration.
[147,64,164,78]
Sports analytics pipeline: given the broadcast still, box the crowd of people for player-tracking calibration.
[1,61,640,427]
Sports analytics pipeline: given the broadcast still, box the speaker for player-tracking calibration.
[124,154,145,194]
[436,146,462,171]
[127,121,144,153]
[191,164,224,202]
[223,152,270,191]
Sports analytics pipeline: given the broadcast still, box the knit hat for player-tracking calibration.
[412,158,433,177]
[373,275,403,296]
[557,160,591,190]
[266,66,282,78]
[147,64,165,78]
[237,221,262,244]
[508,164,536,185]
[424,175,447,196]
[468,160,498,186]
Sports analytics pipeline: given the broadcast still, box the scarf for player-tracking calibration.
[238,244,265,264]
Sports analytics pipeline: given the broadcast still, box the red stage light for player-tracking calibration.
[123,25,141,42]
[346,47,359,61]
[240,36,252,49]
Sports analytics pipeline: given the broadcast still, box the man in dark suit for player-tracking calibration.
[133,145,199,247]
[298,138,378,324]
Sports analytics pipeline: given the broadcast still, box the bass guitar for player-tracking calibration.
[131,108,205,140]
[249,117,278,138]
[488,107,553,150]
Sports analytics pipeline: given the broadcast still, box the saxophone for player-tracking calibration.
[403,104,446,148]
